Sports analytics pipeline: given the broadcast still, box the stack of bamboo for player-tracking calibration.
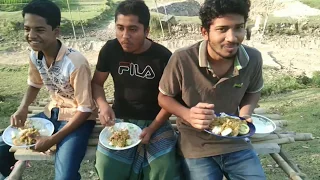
[8,99,314,180]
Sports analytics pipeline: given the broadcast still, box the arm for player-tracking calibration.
[11,86,40,127]
[11,59,42,127]
[139,108,172,144]
[239,92,261,119]
[158,51,214,130]
[49,111,91,145]
[240,51,264,121]
[158,93,214,130]
[158,93,189,122]
[91,71,111,110]
[91,71,115,126]
[148,109,172,132]
[35,64,94,151]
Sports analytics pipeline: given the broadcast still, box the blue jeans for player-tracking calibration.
[33,108,95,180]
[182,149,266,180]
[0,136,16,177]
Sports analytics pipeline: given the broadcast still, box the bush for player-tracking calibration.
[262,75,306,96]
[311,71,320,87]
[262,71,320,97]
[0,0,70,12]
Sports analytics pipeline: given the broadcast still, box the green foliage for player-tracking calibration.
[300,0,320,10]
[262,71,320,96]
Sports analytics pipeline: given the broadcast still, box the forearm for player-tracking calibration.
[239,92,261,117]
[158,93,190,122]
[19,86,40,109]
[92,82,109,107]
[148,108,171,132]
[50,111,91,144]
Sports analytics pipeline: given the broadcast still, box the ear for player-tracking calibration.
[145,27,150,37]
[53,26,60,37]
[201,26,209,41]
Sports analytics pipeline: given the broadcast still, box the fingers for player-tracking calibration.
[245,117,252,123]
[99,114,115,127]
[10,116,24,127]
[191,107,214,115]
[195,103,214,109]
[139,129,147,139]
[190,113,214,120]
[188,103,215,130]
[10,115,16,127]
[110,111,116,121]
[191,119,212,130]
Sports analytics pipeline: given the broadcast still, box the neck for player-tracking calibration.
[133,38,151,54]
[43,40,60,65]
[207,45,235,65]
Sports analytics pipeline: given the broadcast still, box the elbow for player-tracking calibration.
[158,92,166,108]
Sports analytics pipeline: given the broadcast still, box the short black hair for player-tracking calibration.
[22,0,61,29]
[199,0,251,30]
[115,0,150,29]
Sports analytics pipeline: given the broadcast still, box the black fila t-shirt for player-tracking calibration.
[96,39,172,120]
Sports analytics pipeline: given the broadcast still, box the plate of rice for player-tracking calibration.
[99,122,142,150]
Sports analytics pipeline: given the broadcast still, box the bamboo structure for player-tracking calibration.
[9,98,314,180]
[66,0,77,40]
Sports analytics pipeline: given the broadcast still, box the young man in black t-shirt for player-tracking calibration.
[91,0,180,179]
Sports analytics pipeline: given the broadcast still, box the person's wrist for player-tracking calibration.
[241,114,251,119]
[99,101,111,110]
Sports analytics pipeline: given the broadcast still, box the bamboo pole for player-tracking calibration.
[251,133,313,142]
[77,7,86,37]
[7,160,26,180]
[270,153,303,180]
[254,137,295,145]
[153,0,165,39]
[67,0,77,40]
[279,149,307,179]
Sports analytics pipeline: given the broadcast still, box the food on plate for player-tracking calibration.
[11,119,41,146]
[209,115,250,137]
[109,128,132,147]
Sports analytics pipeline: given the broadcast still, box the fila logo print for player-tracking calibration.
[118,62,155,79]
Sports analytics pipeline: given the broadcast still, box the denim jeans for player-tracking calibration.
[182,149,266,180]
[33,108,95,180]
[0,136,16,178]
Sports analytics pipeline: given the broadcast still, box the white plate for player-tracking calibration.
[99,122,142,150]
[251,114,276,138]
[2,117,55,147]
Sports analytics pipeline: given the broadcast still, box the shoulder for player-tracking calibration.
[64,47,90,69]
[101,38,122,52]
[174,41,201,56]
[29,50,40,64]
[170,41,201,63]
[151,41,172,56]
[242,45,262,64]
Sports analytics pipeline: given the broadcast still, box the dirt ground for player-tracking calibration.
[1,35,319,77]
[1,0,320,77]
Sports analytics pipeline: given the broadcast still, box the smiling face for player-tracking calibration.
[115,14,149,53]
[24,13,59,52]
[201,13,246,60]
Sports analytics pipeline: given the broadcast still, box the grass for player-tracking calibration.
[0,64,111,179]
[0,65,319,179]
[259,89,320,180]
[0,9,104,22]
[300,0,320,10]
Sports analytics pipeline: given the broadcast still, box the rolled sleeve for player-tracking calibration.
[159,52,183,96]
[70,64,94,113]
[247,52,264,93]
[27,59,43,88]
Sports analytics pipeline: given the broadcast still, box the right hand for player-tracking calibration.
[186,103,215,130]
[98,103,116,127]
[10,107,28,127]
